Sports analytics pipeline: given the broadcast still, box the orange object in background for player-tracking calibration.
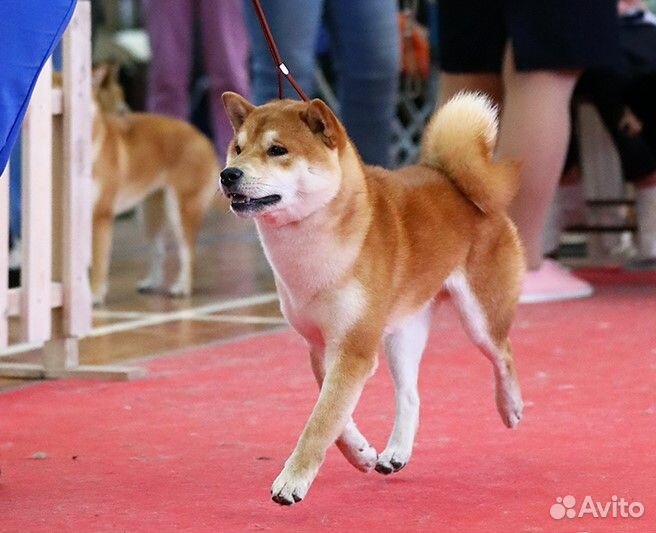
[399,11,430,80]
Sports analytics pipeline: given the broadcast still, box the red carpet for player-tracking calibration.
[1,270,655,532]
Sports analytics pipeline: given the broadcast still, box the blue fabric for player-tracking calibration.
[0,0,77,174]
[244,0,400,167]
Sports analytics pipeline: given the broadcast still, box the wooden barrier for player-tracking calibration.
[0,0,144,380]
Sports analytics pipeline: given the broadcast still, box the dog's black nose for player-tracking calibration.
[220,167,244,186]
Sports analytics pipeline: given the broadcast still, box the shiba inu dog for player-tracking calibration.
[89,65,219,304]
[220,91,525,505]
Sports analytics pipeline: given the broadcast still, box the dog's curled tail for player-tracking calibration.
[420,91,520,214]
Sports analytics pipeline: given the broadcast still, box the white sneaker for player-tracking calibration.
[520,259,594,304]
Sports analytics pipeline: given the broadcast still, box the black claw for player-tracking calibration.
[272,494,293,506]
[292,493,302,503]
[137,287,155,294]
[390,459,406,471]
[168,291,186,299]
[374,463,394,475]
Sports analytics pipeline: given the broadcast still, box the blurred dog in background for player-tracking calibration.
[88,64,219,304]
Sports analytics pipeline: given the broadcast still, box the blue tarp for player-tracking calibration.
[0,0,77,173]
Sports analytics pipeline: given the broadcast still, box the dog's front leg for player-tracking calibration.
[271,347,377,505]
[309,345,377,472]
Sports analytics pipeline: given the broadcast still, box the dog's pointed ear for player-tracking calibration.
[92,64,110,89]
[222,92,255,131]
[301,99,342,149]
[107,62,121,83]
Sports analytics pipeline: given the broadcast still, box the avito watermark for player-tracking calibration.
[550,495,645,520]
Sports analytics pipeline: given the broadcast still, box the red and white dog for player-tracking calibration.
[221,91,525,505]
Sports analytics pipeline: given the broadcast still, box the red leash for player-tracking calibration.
[251,0,309,101]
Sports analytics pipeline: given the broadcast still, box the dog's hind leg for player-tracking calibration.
[164,187,201,297]
[445,267,524,428]
[165,159,217,297]
[91,208,114,305]
[137,190,167,293]
[375,302,432,475]
[309,345,377,472]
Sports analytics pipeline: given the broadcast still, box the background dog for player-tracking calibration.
[89,65,219,304]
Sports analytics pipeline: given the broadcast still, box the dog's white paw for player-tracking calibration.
[136,276,160,293]
[375,446,411,475]
[337,441,377,472]
[167,281,191,298]
[496,385,524,429]
[91,286,107,306]
[137,278,161,293]
[270,465,317,506]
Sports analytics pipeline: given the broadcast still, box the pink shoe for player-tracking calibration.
[520,259,593,304]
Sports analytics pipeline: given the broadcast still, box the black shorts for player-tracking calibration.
[438,0,620,73]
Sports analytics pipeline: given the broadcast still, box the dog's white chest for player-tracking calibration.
[255,214,369,346]
[277,278,367,347]
[277,288,322,344]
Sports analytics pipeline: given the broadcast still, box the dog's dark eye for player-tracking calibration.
[267,145,288,157]
[234,143,242,155]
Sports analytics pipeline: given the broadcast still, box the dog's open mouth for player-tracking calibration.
[228,193,282,213]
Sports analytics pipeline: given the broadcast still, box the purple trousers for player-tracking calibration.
[142,0,250,162]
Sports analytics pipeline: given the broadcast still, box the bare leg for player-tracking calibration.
[497,46,580,269]
[309,345,377,472]
[375,303,432,475]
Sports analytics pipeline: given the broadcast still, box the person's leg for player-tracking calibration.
[326,0,400,166]
[557,132,586,231]
[243,0,323,104]
[8,142,22,287]
[9,142,21,242]
[496,46,580,269]
[627,75,656,258]
[635,181,656,258]
[626,74,656,144]
[625,75,656,187]
[142,0,193,120]
[198,0,250,161]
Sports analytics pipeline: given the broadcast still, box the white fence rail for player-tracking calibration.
[0,0,143,380]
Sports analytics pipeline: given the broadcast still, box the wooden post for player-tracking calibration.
[61,0,93,339]
[20,60,53,344]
